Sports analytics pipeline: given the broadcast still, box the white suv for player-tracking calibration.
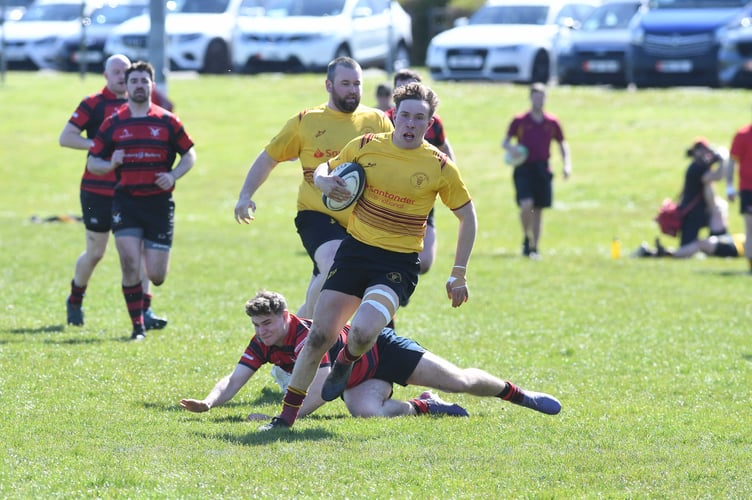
[231,0,412,73]
[104,0,245,73]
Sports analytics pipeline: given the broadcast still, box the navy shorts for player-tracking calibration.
[112,193,174,250]
[739,190,752,215]
[323,235,419,307]
[295,210,348,275]
[80,190,113,233]
[714,235,740,257]
[513,161,553,208]
[371,328,426,386]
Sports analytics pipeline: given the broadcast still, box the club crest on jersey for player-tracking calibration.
[410,173,429,189]
[149,126,162,138]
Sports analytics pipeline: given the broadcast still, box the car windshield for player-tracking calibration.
[20,3,81,21]
[581,2,640,31]
[649,0,746,8]
[469,4,550,25]
[263,0,346,17]
[88,4,147,25]
[178,0,231,14]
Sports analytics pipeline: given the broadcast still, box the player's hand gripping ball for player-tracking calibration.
[321,161,367,211]
[504,144,528,167]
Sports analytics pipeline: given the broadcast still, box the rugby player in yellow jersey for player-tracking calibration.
[261,82,477,430]
[233,57,393,318]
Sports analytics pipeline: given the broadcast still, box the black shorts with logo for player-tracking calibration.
[295,210,348,275]
[80,190,113,233]
[112,192,174,249]
[371,328,426,386]
[323,235,419,307]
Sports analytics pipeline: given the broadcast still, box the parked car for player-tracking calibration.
[2,0,82,70]
[231,0,412,74]
[104,0,245,73]
[718,4,752,87]
[627,0,747,87]
[425,0,600,83]
[54,1,149,72]
[556,0,647,86]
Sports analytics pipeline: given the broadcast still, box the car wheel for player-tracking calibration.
[531,51,549,83]
[393,42,410,71]
[201,39,230,74]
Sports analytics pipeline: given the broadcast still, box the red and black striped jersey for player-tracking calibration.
[90,103,194,197]
[67,86,127,196]
[237,314,378,388]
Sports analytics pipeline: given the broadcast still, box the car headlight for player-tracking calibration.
[426,44,441,62]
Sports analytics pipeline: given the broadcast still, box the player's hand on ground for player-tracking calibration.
[179,398,210,412]
[234,198,256,223]
[446,266,469,307]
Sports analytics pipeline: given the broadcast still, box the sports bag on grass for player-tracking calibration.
[654,194,701,237]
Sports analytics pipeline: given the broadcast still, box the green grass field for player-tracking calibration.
[1,70,751,498]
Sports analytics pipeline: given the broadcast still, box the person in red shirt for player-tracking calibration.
[727,122,752,272]
[503,83,571,260]
[87,61,196,340]
[59,54,167,330]
[179,291,561,422]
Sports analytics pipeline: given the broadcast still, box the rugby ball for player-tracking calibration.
[321,161,366,212]
[504,144,528,167]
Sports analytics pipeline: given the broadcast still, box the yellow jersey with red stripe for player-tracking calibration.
[330,132,472,254]
[264,103,393,227]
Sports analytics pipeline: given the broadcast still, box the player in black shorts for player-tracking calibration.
[87,61,196,340]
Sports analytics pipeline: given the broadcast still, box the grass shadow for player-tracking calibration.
[198,425,337,445]
[43,336,105,346]
[6,324,65,334]
[694,269,751,277]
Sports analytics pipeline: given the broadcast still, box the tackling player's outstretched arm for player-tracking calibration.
[180,364,255,413]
